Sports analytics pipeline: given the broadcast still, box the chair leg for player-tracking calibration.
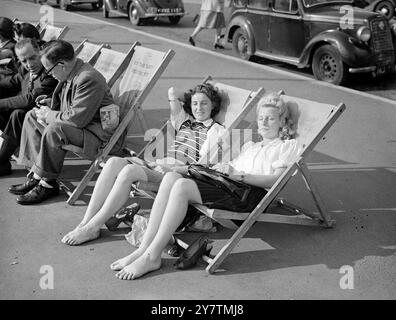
[66,160,100,205]
[298,161,334,228]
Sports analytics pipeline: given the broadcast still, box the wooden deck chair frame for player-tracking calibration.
[63,43,175,205]
[133,91,346,274]
[74,39,105,65]
[192,96,346,274]
[40,23,69,42]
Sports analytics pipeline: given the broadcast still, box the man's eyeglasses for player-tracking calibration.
[45,61,61,75]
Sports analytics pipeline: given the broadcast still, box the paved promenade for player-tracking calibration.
[0,0,395,300]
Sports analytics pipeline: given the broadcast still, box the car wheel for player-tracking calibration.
[91,2,101,10]
[168,16,181,25]
[232,28,252,61]
[129,5,141,26]
[59,0,70,11]
[374,0,394,19]
[312,44,348,85]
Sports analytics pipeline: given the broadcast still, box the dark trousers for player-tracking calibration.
[18,110,101,180]
[0,109,27,146]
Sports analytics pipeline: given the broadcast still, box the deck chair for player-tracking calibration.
[131,76,266,201]
[188,94,346,274]
[40,23,69,42]
[74,39,105,65]
[63,43,175,205]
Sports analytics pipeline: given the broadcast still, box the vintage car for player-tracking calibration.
[226,0,396,84]
[103,0,185,25]
[354,0,396,20]
[34,0,103,10]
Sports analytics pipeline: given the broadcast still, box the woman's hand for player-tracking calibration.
[212,163,235,175]
[171,165,188,175]
[153,164,173,174]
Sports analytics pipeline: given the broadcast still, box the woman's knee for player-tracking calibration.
[162,171,182,184]
[170,178,197,199]
[117,164,144,183]
[104,156,129,172]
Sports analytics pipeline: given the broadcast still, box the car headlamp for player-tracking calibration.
[357,26,371,42]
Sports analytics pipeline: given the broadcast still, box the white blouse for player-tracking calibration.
[230,138,301,175]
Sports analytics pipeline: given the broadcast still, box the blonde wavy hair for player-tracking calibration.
[256,92,296,140]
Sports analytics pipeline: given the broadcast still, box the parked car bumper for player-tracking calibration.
[349,64,395,75]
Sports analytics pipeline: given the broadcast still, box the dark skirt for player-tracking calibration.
[194,178,267,212]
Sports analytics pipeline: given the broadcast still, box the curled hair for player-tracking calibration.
[15,38,40,51]
[13,23,40,40]
[182,83,222,118]
[41,39,74,64]
[257,92,295,140]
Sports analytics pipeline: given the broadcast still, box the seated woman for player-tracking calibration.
[62,83,225,246]
[111,92,301,280]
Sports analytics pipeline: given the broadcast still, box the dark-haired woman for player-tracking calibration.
[62,83,225,246]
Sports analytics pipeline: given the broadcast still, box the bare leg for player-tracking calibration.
[214,28,222,45]
[116,177,202,280]
[110,171,183,271]
[62,163,148,246]
[190,25,203,40]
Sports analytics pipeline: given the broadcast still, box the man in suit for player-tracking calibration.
[0,38,58,176]
[9,39,114,205]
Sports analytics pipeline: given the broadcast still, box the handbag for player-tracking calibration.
[187,164,267,212]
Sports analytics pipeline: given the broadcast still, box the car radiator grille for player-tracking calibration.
[369,18,395,66]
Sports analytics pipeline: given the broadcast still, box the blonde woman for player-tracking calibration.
[112,92,301,280]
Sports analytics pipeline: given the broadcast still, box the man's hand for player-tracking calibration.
[35,95,51,108]
[34,105,50,123]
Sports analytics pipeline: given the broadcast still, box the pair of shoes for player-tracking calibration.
[0,161,12,177]
[105,203,141,231]
[188,36,195,46]
[16,182,60,205]
[214,43,225,50]
[174,235,212,270]
[9,177,39,195]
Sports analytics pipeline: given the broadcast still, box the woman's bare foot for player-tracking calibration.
[110,249,144,271]
[115,252,161,280]
[61,225,100,246]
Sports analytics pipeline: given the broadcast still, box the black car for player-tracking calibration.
[354,0,396,20]
[103,0,185,25]
[34,0,103,11]
[226,0,396,84]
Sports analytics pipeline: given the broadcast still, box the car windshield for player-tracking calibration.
[303,0,353,7]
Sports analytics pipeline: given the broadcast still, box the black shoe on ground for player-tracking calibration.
[0,161,12,177]
[188,36,195,46]
[9,177,40,195]
[16,182,60,205]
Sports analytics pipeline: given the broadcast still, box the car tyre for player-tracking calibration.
[59,0,70,11]
[129,5,141,26]
[312,44,348,85]
[92,1,102,10]
[169,16,181,25]
[374,0,394,20]
[232,28,252,61]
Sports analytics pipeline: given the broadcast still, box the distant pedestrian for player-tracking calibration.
[188,0,226,50]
